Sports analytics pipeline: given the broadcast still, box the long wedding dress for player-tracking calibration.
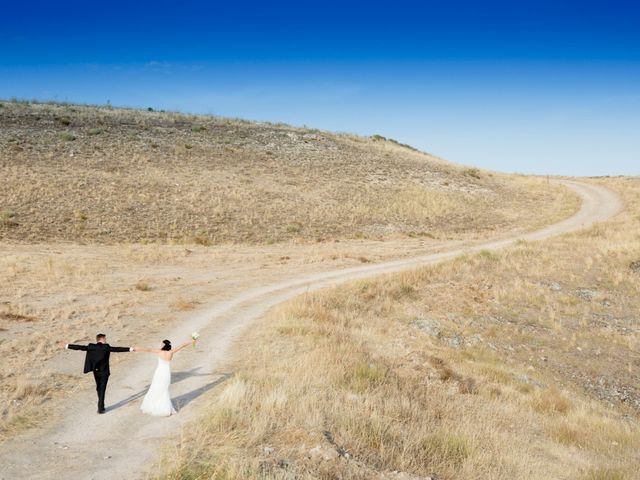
[140,358,177,416]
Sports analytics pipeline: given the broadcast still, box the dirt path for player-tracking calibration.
[0,181,622,480]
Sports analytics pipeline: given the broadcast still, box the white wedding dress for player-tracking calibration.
[140,358,177,416]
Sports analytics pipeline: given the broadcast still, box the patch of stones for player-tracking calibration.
[542,280,562,292]
[411,316,482,349]
[575,288,597,301]
[590,313,639,334]
[515,374,546,389]
[411,316,442,338]
[260,430,439,479]
[579,374,640,411]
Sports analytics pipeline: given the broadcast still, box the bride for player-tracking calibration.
[134,338,195,416]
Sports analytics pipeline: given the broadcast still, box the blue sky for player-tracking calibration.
[1,0,638,175]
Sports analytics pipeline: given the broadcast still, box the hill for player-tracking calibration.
[0,101,575,244]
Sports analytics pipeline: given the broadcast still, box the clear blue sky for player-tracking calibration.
[1,0,638,175]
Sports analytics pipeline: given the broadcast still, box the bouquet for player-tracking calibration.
[191,332,200,348]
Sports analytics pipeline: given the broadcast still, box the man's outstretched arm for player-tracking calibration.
[109,346,134,352]
[61,342,89,351]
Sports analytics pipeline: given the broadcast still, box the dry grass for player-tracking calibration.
[171,299,199,311]
[135,280,152,292]
[0,311,36,322]
[0,101,576,244]
[0,372,75,438]
[156,177,640,479]
[1,234,538,440]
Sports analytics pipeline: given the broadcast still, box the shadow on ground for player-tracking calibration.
[107,368,233,413]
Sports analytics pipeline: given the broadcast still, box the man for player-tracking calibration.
[61,334,134,414]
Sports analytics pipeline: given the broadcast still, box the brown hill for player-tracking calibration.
[0,101,575,244]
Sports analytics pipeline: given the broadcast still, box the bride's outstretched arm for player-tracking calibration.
[133,346,162,353]
[172,340,194,354]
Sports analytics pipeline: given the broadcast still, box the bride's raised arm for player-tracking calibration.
[172,339,194,354]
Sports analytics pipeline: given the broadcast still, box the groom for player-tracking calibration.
[61,334,134,414]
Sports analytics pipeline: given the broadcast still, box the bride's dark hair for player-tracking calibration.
[161,339,172,351]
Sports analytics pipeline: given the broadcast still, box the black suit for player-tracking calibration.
[67,342,131,412]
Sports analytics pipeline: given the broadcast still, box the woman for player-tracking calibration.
[134,338,195,416]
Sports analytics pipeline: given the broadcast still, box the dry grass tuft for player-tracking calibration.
[531,386,572,415]
[1,211,19,227]
[171,299,199,311]
[135,280,151,291]
[420,431,472,468]
[0,311,36,322]
[583,467,627,480]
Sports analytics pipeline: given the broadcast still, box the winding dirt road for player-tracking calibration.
[0,180,622,480]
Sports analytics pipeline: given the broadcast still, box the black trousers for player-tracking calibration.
[93,372,109,411]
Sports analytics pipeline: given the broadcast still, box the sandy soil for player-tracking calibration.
[0,180,622,480]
